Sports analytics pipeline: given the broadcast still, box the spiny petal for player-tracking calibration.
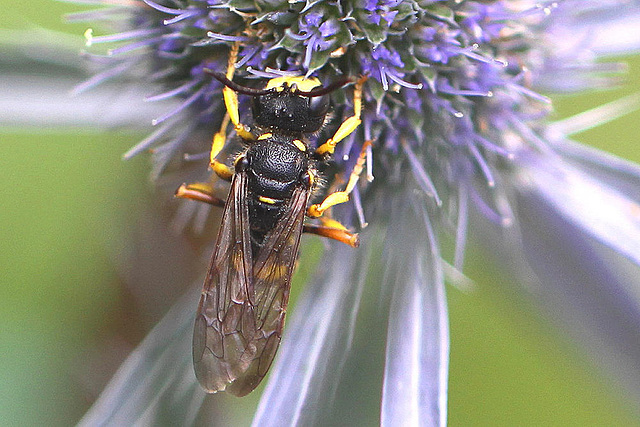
[515,150,640,266]
[551,139,640,203]
[78,287,204,426]
[381,201,449,427]
[470,144,640,401]
[252,241,373,426]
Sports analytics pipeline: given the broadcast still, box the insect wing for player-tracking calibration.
[192,170,253,394]
[193,173,310,396]
[236,185,310,396]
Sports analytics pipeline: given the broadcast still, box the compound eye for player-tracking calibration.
[308,94,329,119]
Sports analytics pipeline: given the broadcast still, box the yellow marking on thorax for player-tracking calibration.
[293,139,306,152]
[258,196,278,205]
[266,76,321,92]
[258,133,273,140]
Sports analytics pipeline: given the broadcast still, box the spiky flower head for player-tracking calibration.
[77,0,558,218]
[72,0,640,425]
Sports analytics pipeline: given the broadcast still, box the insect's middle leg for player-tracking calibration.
[308,140,372,218]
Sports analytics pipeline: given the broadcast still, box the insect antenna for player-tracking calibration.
[206,68,355,98]
[205,69,272,96]
[297,77,355,97]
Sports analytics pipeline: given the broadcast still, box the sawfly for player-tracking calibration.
[176,44,369,396]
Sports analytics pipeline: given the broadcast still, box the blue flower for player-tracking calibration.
[360,0,401,27]
[10,0,640,425]
[287,10,342,69]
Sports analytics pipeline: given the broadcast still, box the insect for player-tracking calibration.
[176,44,368,396]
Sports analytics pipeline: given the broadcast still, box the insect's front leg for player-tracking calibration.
[315,76,367,156]
[210,42,253,178]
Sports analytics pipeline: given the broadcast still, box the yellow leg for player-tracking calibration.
[210,42,252,170]
[175,182,226,207]
[210,113,230,170]
[175,185,360,247]
[315,76,367,156]
[210,112,234,181]
[220,42,253,142]
[308,140,372,217]
[222,42,241,131]
[303,223,360,248]
[211,158,234,181]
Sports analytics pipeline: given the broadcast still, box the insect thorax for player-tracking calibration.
[244,137,309,245]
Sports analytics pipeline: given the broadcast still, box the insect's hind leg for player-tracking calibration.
[175,182,226,207]
[303,223,359,248]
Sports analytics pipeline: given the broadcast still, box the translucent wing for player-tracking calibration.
[240,185,310,395]
[192,170,252,394]
[192,170,309,396]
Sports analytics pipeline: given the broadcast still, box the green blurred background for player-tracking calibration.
[2,1,640,425]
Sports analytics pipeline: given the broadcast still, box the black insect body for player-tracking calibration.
[177,64,366,396]
[243,138,309,250]
[251,85,330,133]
